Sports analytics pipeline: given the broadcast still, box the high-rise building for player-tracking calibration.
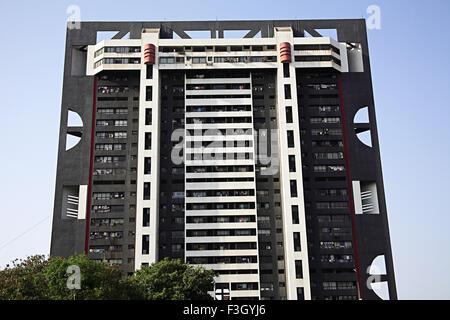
[51,19,396,300]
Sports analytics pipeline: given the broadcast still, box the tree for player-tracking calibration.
[45,254,137,300]
[133,258,215,300]
[0,255,49,300]
[0,255,214,300]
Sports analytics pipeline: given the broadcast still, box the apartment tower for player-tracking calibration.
[51,19,396,300]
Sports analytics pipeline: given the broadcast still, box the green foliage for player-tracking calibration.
[0,255,49,300]
[45,254,119,300]
[0,255,214,300]
[134,258,214,300]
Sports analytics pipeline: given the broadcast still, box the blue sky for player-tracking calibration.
[0,0,449,299]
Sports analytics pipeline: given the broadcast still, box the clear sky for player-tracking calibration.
[0,0,449,300]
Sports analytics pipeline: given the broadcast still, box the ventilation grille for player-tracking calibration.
[66,194,79,219]
[352,181,380,215]
[361,190,374,213]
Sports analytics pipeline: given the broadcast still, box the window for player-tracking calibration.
[306,83,338,91]
[317,189,348,197]
[314,165,345,173]
[97,108,114,115]
[103,58,140,65]
[172,244,183,253]
[312,105,340,113]
[295,260,303,278]
[96,120,112,126]
[338,282,357,290]
[96,131,127,139]
[320,241,352,249]
[312,140,343,147]
[143,182,151,200]
[144,157,151,174]
[286,106,293,123]
[292,205,299,224]
[293,232,301,251]
[94,48,104,57]
[310,117,340,124]
[321,254,353,264]
[103,46,140,54]
[314,152,344,160]
[142,235,149,254]
[159,57,175,64]
[146,86,152,101]
[289,155,296,172]
[92,205,123,214]
[260,282,274,292]
[115,132,127,139]
[172,191,185,199]
[94,156,125,163]
[323,281,356,290]
[145,108,152,125]
[231,282,259,291]
[173,217,184,224]
[295,56,341,66]
[283,63,290,78]
[323,282,337,291]
[116,120,128,127]
[94,60,102,68]
[290,180,298,198]
[311,128,342,136]
[116,108,128,114]
[257,216,270,222]
[294,44,340,54]
[314,165,326,173]
[316,201,348,209]
[90,231,123,240]
[142,208,150,227]
[287,131,295,148]
[146,65,153,79]
[192,57,206,64]
[145,132,152,150]
[284,84,292,99]
[330,202,348,209]
[172,231,184,239]
[297,288,305,300]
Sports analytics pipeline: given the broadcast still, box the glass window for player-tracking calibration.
[142,208,150,227]
[142,235,149,254]
[145,108,152,125]
[146,86,152,101]
[289,155,296,172]
[295,260,303,278]
[286,106,293,123]
[284,84,292,99]
[287,131,295,148]
[143,182,151,200]
[144,157,151,174]
[145,133,152,150]
[292,205,299,224]
[293,232,301,251]
[290,180,298,198]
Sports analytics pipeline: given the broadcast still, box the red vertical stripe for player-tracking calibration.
[337,74,363,299]
[84,76,97,254]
